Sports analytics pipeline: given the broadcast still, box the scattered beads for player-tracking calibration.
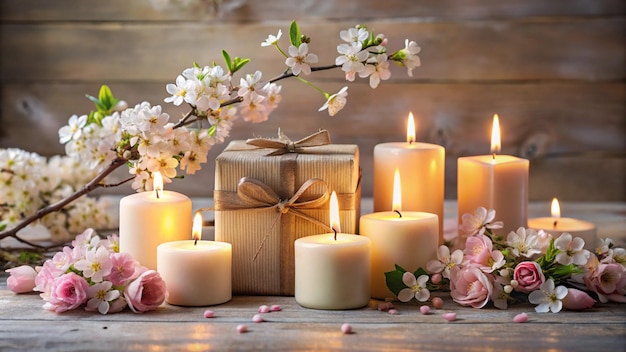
[431,273,442,284]
[203,310,214,318]
[432,297,444,309]
[388,309,398,315]
[252,314,264,323]
[258,305,270,313]
[270,304,282,312]
[419,305,430,315]
[341,323,352,334]
[443,312,457,321]
[377,302,394,311]
[513,312,529,323]
[237,324,248,333]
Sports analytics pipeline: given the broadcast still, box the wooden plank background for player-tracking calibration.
[1,0,624,201]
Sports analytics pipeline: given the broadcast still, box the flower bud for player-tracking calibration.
[504,285,513,294]
[510,280,519,288]
[499,268,510,277]
[562,288,596,311]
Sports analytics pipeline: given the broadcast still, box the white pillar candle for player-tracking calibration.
[295,192,371,310]
[528,198,597,250]
[157,213,232,307]
[360,169,438,299]
[457,115,529,235]
[373,112,445,243]
[119,172,192,270]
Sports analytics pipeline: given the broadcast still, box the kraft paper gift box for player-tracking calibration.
[214,130,361,295]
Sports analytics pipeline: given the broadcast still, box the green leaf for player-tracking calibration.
[232,57,251,74]
[222,50,233,73]
[0,222,6,232]
[289,20,301,47]
[385,269,406,296]
[413,267,428,278]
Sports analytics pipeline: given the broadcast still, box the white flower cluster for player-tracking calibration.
[0,149,115,242]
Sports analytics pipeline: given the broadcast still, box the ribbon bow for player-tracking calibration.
[246,129,331,156]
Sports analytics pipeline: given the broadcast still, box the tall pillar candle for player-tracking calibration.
[457,115,529,235]
[294,192,371,310]
[528,198,597,250]
[119,172,192,270]
[157,213,232,306]
[373,112,445,243]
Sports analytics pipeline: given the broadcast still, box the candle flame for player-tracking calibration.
[153,172,163,198]
[551,197,561,218]
[392,168,402,212]
[490,114,501,156]
[407,112,416,144]
[329,191,341,234]
[192,212,203,243]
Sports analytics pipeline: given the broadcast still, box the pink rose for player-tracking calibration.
[44,272,89,313]
[513,261,545,293]
[5,265,38,293]
[450,266,493,308]
[584,263,626,303]
[562,288,596,310]
[124,270,166,313]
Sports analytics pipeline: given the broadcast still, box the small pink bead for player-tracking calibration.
[270,304,282,312]
[432,297,444,309]
[377,302,393,311]
[420,305,430,315]
[341,323,352,334]
[388,309,398,315]
[431,273,442,284]
[203,310,214,318]
[513,312,529,323]
[252,314,264,323]
[443,312,457,321]
[237,324,248,333]
[258,305,270,313]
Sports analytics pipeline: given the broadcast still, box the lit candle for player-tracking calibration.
[528,198,597,250]
[457,114,529,235]
[119,172,192,270]
[373,112,445,243]
[360,169,439,299]
[294,191,371,310]
[157,213,232,306]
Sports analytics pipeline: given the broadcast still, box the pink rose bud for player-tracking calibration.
[443,312,457,321]
[5,265,38,293]
[431,273,442,284]
[388,309,398,315]
[237,324,248,333]
[203,310,214,318]
[252,314,264,323]
[562,288,596,311]
[270,304,282,312]
[258,305,270,313]
[432,297,444,309]
[341,323,352,334]
[513,313,528,323]
[420,305,430,315]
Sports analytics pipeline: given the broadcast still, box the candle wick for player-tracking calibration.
[194,238,198,246]
[553,220,558,228]
[156,189,161,199]
[492,153,496,160]
[394,210,402,218]
[333,228,337,241]
[408,138,414,145]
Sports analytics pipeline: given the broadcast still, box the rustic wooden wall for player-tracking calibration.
[1,0,624,201]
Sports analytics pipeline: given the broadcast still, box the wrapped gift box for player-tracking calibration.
[214,131,361,295]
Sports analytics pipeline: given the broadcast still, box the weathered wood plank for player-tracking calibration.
[1,18,624,82]
[1,0,624,22]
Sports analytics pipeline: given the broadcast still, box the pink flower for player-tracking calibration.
[124,270,166,313]
[5,265,38,293]
[464,234,505,273]
[108,252,139,286]
[584,263,626,303]
[460,207,503,237]
[449,266,493,308]
[34,260,63,297]
[44,272,89,313]
[562,288,596,310]
[513,261,545,293]
[73,246,113,283]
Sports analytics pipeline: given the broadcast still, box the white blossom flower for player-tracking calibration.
[528,279,568,313]
[261,29,282,47]
[86,281,121,315]
[74,246,113,283]
[240,94,268,123]
[285,43,318,75]
[238,71,263,100]
[507,227,542,258]
[460,207,503,237]
[339,26,369,44]
[427,245,465,279]
[164,75,193,106]
[335,43,368,81]
[554,233,590,266]
[262,82,282,113]
[58,114,88,144]
[359,53,391,88]
[397,39,421,77]
[318,86,348,116]
[397,272,430,302]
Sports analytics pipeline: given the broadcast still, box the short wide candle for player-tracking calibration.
[528,198,597,250]
[157,240,232,306]
[360,211,438,300]
[294,234,371,310]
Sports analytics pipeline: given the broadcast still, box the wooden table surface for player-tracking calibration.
[1,200,625,351]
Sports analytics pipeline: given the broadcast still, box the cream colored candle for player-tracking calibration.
[294,192,371,310]
[457,115,529,235]
[157,213,232,306]
[373,112,445,242]
[528,198,597,250]
[119,172,192,270]
[360,169,439,299]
